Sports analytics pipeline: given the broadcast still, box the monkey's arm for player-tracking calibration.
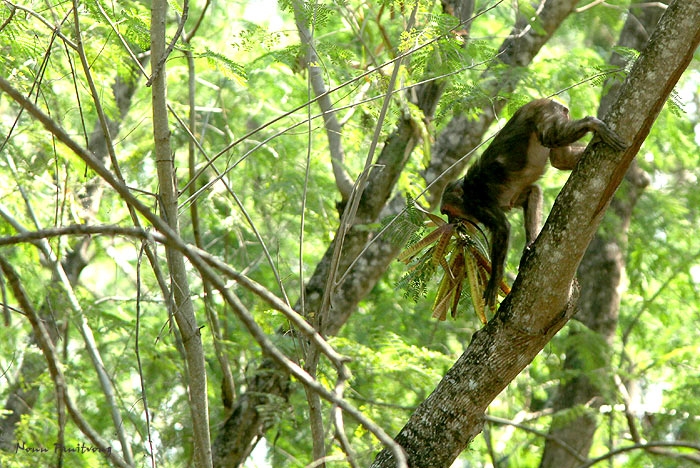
[481,207,510,309]
[592,120,628,151]
[540,116,628,152]
[542,115,627,170]
[549,145,584,170]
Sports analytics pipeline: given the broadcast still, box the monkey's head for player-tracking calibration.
[545,99,570,121]
[440,180,470,223]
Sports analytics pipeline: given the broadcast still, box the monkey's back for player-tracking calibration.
[462,102,542,209]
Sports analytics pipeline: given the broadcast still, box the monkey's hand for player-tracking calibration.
[595,120,628,151]
[483,277,499,310]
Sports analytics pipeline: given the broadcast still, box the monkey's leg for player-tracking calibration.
[519,185,543,245]
[550,145,585,170]
[483,210,510,309]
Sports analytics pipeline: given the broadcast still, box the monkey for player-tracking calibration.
[440,98,627,309]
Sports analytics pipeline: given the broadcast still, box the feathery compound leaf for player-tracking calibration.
[396,248,437,302]
[382,196,426,248]
[398,223,453,263]
[398,213,508,323]
[201,49,248,85]
[464,246,486,324]
[121,8,151,50]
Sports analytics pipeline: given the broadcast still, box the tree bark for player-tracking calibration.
[538,3,666,466]
[371,1,700,466]
[151,1,212,466]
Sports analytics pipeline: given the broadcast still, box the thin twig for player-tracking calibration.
[178,2,504,199]
[0,73,407,468]
[168,105,291,307]
[578,441,700,467]
[1,202,136,464]
[135,243,157,468]
[574,0,607,13]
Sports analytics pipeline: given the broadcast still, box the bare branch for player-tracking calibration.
[0,258,131,468]
[579,441,700,468]
[293,0,354,201]
[146,0,189,86]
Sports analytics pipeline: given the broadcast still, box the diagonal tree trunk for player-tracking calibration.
[538,3,667,467]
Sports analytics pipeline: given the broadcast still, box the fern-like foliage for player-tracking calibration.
[383,195,426,248]
[200,49,248,84]
[394,204,510,323]
[117,7,151,51]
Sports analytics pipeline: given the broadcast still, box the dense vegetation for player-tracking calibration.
[0,0,699,467]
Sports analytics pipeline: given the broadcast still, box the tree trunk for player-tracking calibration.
[538,3,666,466]
[150,1,212,466]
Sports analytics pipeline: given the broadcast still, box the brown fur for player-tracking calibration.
[440,99,627,308]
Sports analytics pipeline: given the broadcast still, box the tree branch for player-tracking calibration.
[293,0,354,201]
[150,1,211,466]
[579,441,700,468]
